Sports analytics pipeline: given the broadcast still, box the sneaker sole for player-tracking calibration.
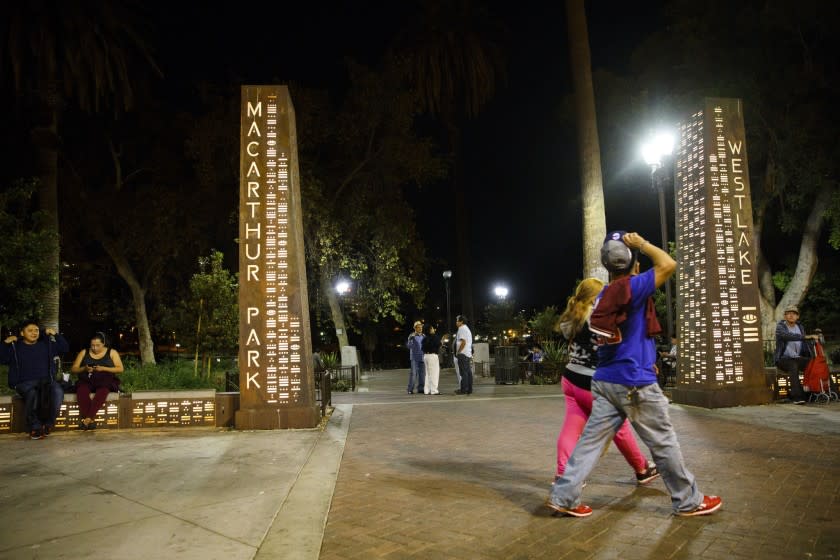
[545,501,593,518]
[637,472,661,485]
[677,500,722,517]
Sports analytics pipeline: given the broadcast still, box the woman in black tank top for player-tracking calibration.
[70,332,124,430]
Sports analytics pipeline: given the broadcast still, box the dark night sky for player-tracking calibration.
[152,1,665,317]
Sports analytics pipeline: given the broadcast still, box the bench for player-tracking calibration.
[0,390,240,434]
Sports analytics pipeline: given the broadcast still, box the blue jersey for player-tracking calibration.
[593,268,658,386]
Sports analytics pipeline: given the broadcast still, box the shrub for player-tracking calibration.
[119,357,228,392]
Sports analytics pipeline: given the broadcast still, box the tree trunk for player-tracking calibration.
[566,0,608,281]
[446,121,475,323]
[32,95,61,330]
[759,187,831,339]
[321,268,349,349]
[100,240,157,365]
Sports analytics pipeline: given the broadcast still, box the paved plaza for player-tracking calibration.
[1,367,839,559]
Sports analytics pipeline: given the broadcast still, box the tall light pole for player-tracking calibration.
[442,270,453,337]
[641,132,675,339]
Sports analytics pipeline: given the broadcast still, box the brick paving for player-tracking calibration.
[322,368,840,559]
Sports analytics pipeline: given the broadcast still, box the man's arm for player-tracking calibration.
[457,339,466,354]
[623,232,675,288]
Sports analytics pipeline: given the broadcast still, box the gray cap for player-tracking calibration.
[600,231,637,273]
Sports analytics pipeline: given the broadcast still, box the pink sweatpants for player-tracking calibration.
[556,376,647,476]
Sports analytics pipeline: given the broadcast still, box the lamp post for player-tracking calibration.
[641,132,675,339]
[334,279,351,345]
[493,285,509,300]
[442,270,453,336]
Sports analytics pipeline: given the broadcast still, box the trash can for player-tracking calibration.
[494,346,519,384]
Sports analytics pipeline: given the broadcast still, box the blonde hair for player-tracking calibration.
[557,278,605,338]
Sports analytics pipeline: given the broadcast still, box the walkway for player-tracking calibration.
[1,368,839,559]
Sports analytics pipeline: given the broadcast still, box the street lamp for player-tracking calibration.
[442,270,453,336]
[335,280,351,296]
[493,285,509,300]
[641,131,675,339]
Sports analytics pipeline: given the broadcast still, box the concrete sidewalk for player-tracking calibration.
[2,368,839,559]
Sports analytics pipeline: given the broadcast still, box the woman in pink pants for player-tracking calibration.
[554,278,659,485]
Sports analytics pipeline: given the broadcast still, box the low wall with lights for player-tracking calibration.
[0,391,240,434]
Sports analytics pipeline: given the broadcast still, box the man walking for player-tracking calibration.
[454,315,473,395]
[406,321,425,394]
[546,231,721,517]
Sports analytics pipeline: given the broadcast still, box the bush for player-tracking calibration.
[118,356,230,392]
[332,378,352,392]
[0,357,233,395]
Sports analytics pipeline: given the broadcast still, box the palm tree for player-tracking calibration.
[566,0,607,281]
[393,0,508,324]
[2,1,160,329]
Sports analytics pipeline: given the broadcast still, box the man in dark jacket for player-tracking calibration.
[0,321,69,439]
[774,305,819,405]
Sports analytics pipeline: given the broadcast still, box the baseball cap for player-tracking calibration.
[783,305,799,314]
[413,321,423,327]
[600,230,638,273]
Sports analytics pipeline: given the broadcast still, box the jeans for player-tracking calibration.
[549,380,703,514]
[457,353,472,393]
[776,357,809,401]
[15,378,64,430]
[556,377,646,476]
[408,359,425,393]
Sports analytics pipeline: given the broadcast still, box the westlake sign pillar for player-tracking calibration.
[236,86,319,429]
[672,98,772,408]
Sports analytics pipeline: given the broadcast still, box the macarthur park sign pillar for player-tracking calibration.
[671,98,772,408]
[236,85,319,429]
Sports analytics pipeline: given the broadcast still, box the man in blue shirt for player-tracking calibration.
[406,321,425,394]
[546,231,721,518]
[774,304,819,404]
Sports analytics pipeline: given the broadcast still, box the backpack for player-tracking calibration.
[803,341,831,393]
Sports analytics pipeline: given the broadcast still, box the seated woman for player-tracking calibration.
[70,332,124,430]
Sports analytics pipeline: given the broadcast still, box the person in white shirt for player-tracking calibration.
[454,315,473,395]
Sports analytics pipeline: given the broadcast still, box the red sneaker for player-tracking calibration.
[30,429,44,440]
[677,495,722,517]
[545,500,593,517]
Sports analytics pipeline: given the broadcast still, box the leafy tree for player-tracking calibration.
[1,1,160,329]
[591,0,840,338]
[294,60,446,349]
[483,300,521,343]
[528,306,560,343]
[0,179,57,333]
[164,251,239,376]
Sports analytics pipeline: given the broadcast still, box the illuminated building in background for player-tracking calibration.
[237,86,319,428]
[671,98,771,408]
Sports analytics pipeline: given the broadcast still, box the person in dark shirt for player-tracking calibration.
[421,325,442,394]
[0,320,69,439]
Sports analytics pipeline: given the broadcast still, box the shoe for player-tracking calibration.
[677,495,722,517]
[431,392,440,395]
[407,391,414,394]
[30,429,45,440]
[424,392,430,395]
[78,420,88,431]
[454,390,465,394]
[636,461,661,485]
[42,425,52,436]
[545,500,593,517]
[87,421,97,431]
[794,400,806,405]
